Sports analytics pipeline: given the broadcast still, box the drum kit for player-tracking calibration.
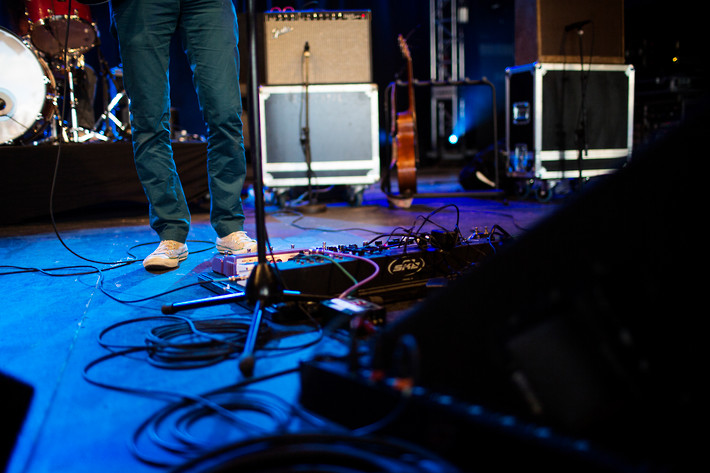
[0,0,129,145]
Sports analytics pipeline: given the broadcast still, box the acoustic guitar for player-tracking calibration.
[392,34,418,197]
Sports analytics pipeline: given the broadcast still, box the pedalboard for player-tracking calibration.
[200,235,504,303]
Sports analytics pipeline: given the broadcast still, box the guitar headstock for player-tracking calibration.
[397,34,411,62]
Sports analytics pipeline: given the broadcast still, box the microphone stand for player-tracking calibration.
[161,3,356,377]
[295,41,326,214]
[236,0,289,377]
[162,0,285,378]
[572,24,590,187]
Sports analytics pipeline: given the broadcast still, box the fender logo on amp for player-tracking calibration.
[271,26,293,39]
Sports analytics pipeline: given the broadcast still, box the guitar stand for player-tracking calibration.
[383,78,506,201]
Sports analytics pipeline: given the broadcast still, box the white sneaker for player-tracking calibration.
[216,231,257,254]
[143,240,188,270]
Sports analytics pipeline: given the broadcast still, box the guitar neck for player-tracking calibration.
[397,34,416,118]
[405,55,416,118]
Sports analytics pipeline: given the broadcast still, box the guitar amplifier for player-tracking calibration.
[258,83,380,188]
[259,10,373,85]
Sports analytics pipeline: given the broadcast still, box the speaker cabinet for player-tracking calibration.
[506,62,634,180]
[514,0,625,65]
[258,83,380,188]
[259,10,373,85]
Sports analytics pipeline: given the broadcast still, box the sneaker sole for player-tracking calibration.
[143,254,188,270]
[216,244,257,255]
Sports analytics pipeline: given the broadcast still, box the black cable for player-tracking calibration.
[0,252,225,307]
[0,263,108,277]
[93,308,324,371]
[141,388,296,462]
[46,0,130,266]
[84,330,324,400]
[83,289,450,470]
[413,203,461,234]
[82,344,307,467]
[272,208,381,235]
[167,432,460,473]
[358,204,461,252]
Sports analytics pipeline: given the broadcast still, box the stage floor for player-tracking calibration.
[0,159,564,473]
[0,135,701,472]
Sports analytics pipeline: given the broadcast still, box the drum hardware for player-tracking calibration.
[92,88,128,140]
[13,1,105,143]
[4,3,118,144]
[0,26,57,145]
[64,61,80,142]
[24,0,98,57]
[49,54,107,143]
[92,64,130,141]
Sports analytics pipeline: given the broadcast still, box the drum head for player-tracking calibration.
[24,0,98,56]
[0,27,54,143]
[30,16,98,56]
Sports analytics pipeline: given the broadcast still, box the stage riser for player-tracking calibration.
[0,142,212,224]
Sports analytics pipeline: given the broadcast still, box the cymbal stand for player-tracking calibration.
[63,63,80,142]
[92,67,129,140]
[58,55,107,142]
[93,88,128,139]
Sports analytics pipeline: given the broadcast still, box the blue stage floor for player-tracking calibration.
[3,155,699,472]
[1,170,566,473]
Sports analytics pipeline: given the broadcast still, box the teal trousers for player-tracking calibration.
[111,0,246,242]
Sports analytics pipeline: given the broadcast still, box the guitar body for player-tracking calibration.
[394,111,417,196]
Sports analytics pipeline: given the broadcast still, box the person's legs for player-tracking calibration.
[111,0,191,243]
[179,0,248,239]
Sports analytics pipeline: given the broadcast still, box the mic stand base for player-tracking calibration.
[162,261,303,378]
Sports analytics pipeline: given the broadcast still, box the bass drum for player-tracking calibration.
[24,0,98,57]
[0,27,57,144]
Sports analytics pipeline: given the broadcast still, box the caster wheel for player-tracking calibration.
[515,180,532,200]
[346,186,364,206]
[535,184,553,202]
[348,191,364,206]
[276,191,290,208]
